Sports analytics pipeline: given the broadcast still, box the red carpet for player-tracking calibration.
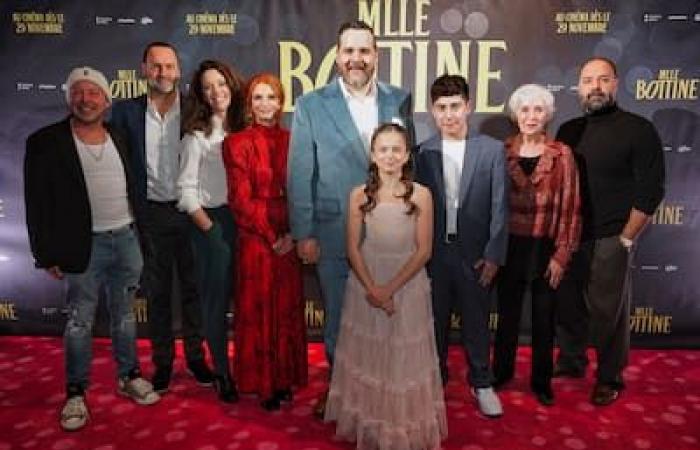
[0,337,698,449]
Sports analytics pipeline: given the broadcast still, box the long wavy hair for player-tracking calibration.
[182,60,245,136]
[360,123,416,215]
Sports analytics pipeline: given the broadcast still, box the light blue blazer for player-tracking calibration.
[287,78,413,259]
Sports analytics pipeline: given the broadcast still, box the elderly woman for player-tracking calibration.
[223,73,307,411]
[492,84,581,406]
[178,60,245,402]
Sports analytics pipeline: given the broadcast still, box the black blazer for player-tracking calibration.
[24,117,137,273]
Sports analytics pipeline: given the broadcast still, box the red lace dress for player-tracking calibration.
[223,124,307,398]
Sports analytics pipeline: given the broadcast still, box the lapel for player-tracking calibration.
[136,95,148,162]
[421,135,446,207]
[320,79,368,166]
[377,82,395,124]
[459,135,480,206]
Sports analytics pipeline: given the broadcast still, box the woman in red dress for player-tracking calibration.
[222,73,307,410]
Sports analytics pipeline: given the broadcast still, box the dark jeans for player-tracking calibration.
[189,206,236,376]
[494,274,556,391]
[429,243,494,388]
[140,200,205,370]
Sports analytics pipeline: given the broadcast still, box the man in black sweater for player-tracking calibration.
[555,57,665,405]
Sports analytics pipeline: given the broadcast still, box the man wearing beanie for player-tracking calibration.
[24,66,160,432]
[111,42,213,394]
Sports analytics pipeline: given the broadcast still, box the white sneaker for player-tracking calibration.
[118,376,160,405]
[471,387,503,418]
[60,396,89,431]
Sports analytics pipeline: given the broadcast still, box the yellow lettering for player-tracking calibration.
[475,40,506,113]
[279,41,315,111]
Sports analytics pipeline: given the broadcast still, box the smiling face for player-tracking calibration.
[69,80,109,125]
[201,68,231,117]
[336,28,377,91]
[431,94,471,140]
[578,59,618,113]
[515,101,549,137]
[142,45,180,95]
[250,82,281,126]
[371,129,410,176]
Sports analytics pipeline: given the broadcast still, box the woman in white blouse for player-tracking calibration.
[178,60,245,402]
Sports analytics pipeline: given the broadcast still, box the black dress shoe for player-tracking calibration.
[492,375,513,391]
[261,396,281,411]
[213,374,239,403]
[591,384,619,406]
[533,387,555,406]
[274,389,293,403]
[187,360,214,386]
[152,367,172,394]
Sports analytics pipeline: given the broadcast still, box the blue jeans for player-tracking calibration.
[63,224,143,389]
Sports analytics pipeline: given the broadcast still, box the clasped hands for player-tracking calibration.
[365,284,396,316]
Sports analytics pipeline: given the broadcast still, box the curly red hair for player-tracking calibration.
[245,73,285,125]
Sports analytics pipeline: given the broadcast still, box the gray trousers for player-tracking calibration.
[557,235,632,387]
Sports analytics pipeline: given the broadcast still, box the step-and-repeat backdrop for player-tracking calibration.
[0,0,698,346]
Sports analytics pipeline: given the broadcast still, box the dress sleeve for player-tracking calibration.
[551,144,581,269]
[223,133,277,244]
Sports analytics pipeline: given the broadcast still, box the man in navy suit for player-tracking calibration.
[111,42,212,394]
[414,75,508,418]
[287,21,413,417]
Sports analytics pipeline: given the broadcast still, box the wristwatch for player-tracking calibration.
[619,235,634,249]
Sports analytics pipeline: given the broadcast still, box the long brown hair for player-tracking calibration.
[181,60,245,136]
[360,123,416,215]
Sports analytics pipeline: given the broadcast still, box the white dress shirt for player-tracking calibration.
[442,139,466,235]
[338,77,379,153]
[145,95,181,201]
[177,117,228,213]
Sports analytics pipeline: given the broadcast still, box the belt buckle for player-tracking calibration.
[446,233,458,243]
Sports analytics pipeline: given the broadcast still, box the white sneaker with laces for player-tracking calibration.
[471,387,503,418]
[118,376,160,405]
[60,395,89,431]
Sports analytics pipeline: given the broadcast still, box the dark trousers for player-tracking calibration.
[587,236,632,387]
[189,206,236,376]
[429,243,494,388]
[140,200,205,370]
[494,274,556,391]
[554,249,590,373]
[555,237,631,387]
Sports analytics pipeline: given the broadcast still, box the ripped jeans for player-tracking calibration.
[63,224,143,390]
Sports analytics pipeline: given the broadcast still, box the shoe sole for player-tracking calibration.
[117,389,160,406]
[60,416,88,432]
[185,368,213,387]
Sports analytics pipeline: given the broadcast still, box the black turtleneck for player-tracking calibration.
[556,105,665,240]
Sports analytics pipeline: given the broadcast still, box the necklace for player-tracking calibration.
[81,140,106,162]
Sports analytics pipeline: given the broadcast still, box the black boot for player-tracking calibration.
[213,374,238,403]
[274,388,293,403]
[261,395,281,411]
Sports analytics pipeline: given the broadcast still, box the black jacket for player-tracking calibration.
[24,117,138,273]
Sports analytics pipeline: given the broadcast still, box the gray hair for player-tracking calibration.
[507,84,555,122]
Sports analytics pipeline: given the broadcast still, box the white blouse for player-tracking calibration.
[176,117,228,213]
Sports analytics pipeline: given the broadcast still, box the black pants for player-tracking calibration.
[554,249,590,373]
[494,274,556,391]
[429,243,494,388]
[140,200,205,370]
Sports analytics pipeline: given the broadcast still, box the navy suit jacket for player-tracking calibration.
[414,133,509,267]
[110,95,150,210]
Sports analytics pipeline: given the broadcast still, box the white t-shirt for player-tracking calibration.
[442,139,466,235]
[74,134,133,232]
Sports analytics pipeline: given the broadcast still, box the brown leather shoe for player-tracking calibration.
[312,390,328,419]
[591,384,619,406]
